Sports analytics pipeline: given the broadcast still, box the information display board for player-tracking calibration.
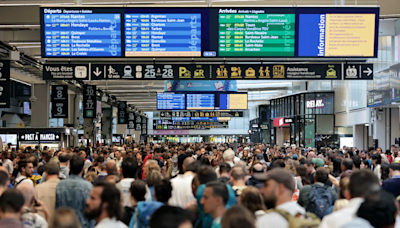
[41,8,122,57]
[51,85,68,118]
[218,10,295,57]
[83,85,96,118]
[157,93,185,110]
[125,13,201,57]
[297,8,378,57]
[41,7,378,58]
[186,94,215,110]
[219,93,248,110]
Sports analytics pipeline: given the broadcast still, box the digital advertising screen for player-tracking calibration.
[186,94,215,110]
[41,8,122,57]
[218,9,295,57]
[157,93,185,110]
[218,93,248,110]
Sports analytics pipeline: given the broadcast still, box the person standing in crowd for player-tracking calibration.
[221,206,255,228]
[169,157,196,208]
[121,180,147,226]
[114,151,123,169]
[85,182,127,228]
[319,169,380,228]
[0,189,25,228]
[303,160,316,184]
[116,157,138,207]
[1,152,13,176]
[371,153,382,180]
[342,190,397,228]
[246,163,265,189]
[217,163,232,184]
[200,181,229,228]
[15,159,34,186]
[0,171,9,196]
[239,186,266,220]
[149,206,193,228]
[56,155,94,228]
[17,182,49,228]
[34,162,60,219]
[231,167,247,197]
[382,163,400,198]
[298,167,337,218]
[256,168,307,228]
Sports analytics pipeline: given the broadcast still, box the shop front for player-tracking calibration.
[0,128,65,151]
[268,91,335,148]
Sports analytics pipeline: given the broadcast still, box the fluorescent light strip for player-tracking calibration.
[9,42,41,45]
[0,25,40,28]
[11,78,31,86]
[16,45,41,48]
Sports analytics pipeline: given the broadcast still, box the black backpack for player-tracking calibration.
[306,185,334,219]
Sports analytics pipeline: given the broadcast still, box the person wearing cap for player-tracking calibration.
[256,168,307,228]
[256,154,267,165]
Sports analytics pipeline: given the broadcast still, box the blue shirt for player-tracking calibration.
[55,174,95,228]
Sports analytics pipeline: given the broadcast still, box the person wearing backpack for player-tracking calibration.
[298,167,337,219]
[256,168,320,228]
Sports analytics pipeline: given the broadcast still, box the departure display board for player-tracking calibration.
[41,8,122,57]
[219,93,248,110]
[125,13,201,57]
[218,10,295,57]
[157,93,185,110]
[187,94,215,110]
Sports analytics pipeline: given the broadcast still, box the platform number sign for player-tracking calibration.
[117,101,127,124]
[0,61,10,108]
[83,85,96,118]
[127,112,135,129]
[51,85,68,118]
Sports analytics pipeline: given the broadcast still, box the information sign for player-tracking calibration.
[219,93,248,110]
[187,94,215,110]
[0,61,10,108]
[117,101,127,124]
[83,85,96,118]
[51,85,68,118]
[127,112,135,129]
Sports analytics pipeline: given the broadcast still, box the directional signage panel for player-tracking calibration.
[212,64,342,80]
[91,64,209,80]
[0,61,11,108]
[83,85,96,118]
[51,85,68,118]
[43,64,89,80]
[117,101,127,124]
[344,64,374,80]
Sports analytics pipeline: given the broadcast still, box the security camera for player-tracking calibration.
[29,95,37,103]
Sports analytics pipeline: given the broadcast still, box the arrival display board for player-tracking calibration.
[41,8,122,57]
[41,7,379,58]
[51,85,68,118]
[218,10,295,57]
[0,61,10,108]
[160,111,243,118]
[43,63,373,80]
[186,94,215,110]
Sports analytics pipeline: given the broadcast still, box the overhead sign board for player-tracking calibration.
[117,101,127,124]
[51,85,68,118]
[41,7,379,58]
[127,112,135,129]
[161,111,243,118]
[43,63,373,80]
[43,64,89,80]
[0,61,10,108]
[83,85,97,118]
[19,132,61,142]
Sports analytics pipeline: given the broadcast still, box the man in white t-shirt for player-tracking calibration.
[169,157,196,208]
[116,157,138,207]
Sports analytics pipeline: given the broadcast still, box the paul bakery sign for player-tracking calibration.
[19,133,61,142]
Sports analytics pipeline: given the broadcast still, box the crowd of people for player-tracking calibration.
[0,143,399,228]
